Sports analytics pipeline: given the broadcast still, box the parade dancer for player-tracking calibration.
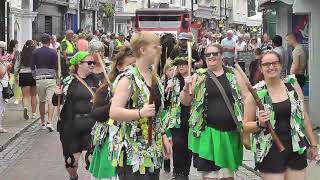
[243,51,318,180]
[181,44,248,180]
[89,46,135,180]
[52,51,100,180]
[165,56,193,180]
[162,62,176,173]
[109,31,172,180]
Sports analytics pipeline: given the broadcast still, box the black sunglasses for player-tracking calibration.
[204,52,220,58]
[81,61,96,66]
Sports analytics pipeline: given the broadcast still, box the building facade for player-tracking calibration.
[33,0,68,39]
[80,0,99,33]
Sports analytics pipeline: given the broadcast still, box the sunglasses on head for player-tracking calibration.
[204,52,220,58]
[81,61,96,65]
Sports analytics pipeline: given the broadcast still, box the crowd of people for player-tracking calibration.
[0,28,318,180]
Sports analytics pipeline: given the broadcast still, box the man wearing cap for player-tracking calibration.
[31,33,57,132]
[168,32,203,69]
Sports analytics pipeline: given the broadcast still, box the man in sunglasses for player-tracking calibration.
[168,32,203,69]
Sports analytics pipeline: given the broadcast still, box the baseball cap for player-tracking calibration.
[178,32,190,40]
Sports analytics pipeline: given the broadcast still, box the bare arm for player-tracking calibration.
[109,76,140,122]
[290,52,300,74]
[293,81,317,146]
[180,74,197,106]
[243,94,261,134]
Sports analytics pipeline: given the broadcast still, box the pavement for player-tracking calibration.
[0,100,318,179]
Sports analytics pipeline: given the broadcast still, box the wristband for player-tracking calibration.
[310,145,318,148]
[138,108,142,119]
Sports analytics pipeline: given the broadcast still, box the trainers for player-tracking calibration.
[14,99,19,105]
[46,122,55,132]
[31,113,37,119]
[23,108,29,120]
[0,128,8,133]
[40,123,46,130]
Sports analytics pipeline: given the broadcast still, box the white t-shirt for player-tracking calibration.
[0,63,9,92]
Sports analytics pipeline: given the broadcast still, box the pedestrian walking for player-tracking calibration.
[89,45,135,180]
[181,44,248,180]
[109,31,172,180]
[0,55,11,133]
[53,51,100,180]
[243,51,318,180]
[14,40,37,120]
[31,33,57,132]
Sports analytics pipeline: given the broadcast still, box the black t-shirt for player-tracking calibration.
[169,46,201,62]
[204,72,237,131]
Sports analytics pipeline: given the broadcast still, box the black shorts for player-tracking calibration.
[19,73,36,87]
[256,143,307,173]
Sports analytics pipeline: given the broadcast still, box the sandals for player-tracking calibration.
[0,128,8,133]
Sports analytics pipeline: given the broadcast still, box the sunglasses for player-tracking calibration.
[81,61,96,66]
[204,52,220,58]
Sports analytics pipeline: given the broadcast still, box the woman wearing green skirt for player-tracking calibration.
[180,44,248,180]
[89,46,135,179]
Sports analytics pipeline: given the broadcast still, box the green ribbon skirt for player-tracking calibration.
[89,138,116,178]
[188,126,243,171]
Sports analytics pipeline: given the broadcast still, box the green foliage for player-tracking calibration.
[104,2,114,18]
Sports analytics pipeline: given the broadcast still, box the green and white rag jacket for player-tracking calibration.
[251,75,307,162]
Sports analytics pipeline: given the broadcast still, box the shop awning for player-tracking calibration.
[246,12,263,26]
[258,0,294,10]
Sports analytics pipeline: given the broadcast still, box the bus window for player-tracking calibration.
[139,16,160,27]
[159,16,180,27]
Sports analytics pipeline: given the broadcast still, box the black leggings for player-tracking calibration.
[172,126,192,176]
[117,164,160,180]
[118,174,159,180]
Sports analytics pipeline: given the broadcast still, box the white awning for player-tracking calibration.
[246,12,263,26]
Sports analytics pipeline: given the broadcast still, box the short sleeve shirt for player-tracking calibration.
[221,38,236,58]
[292,44,307,74]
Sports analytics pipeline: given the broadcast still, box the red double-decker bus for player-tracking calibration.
[135,8,191,36]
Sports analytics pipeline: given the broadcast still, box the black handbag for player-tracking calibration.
[0,81,14,99]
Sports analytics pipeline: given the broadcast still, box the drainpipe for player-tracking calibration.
[6,1,10,43]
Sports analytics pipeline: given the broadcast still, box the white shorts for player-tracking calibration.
[200,168,234,179]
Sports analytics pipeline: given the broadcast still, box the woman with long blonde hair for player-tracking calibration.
[109,31,172,180]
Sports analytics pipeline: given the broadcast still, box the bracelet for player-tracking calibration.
[310,145,318,148]
[138,108,142,119]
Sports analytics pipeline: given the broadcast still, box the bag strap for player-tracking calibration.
[73,74,95,97]
[207,70,240,127]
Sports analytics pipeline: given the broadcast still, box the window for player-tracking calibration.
[170,0,175,4]
[44,16,52,35]
[138,16,180,28]
[182,0,186,7]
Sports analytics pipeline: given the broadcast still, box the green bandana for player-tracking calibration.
[171,56,194,66]
[70,51,90,65]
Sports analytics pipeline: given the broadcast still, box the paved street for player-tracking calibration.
[0,101,319,179]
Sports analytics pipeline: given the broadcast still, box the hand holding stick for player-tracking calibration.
[234,63,285,152]
[56,50,62,120]
[187,42,192,95]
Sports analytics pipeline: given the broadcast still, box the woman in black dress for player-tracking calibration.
[53,51,100,180]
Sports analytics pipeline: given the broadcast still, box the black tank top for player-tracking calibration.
[273,83,294,136]
[204,72,237,131]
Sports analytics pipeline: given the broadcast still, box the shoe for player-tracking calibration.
[31,113,37,119]
[23,108,29,120]
[46,122,55,132]
[0,128,8,133]
[14,99,19,105]
[40,123,46,130]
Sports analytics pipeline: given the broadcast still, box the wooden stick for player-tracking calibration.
[56,50,62,121]
[187,41,192,95]
[94,52,112,89]
[234,63,285,152]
